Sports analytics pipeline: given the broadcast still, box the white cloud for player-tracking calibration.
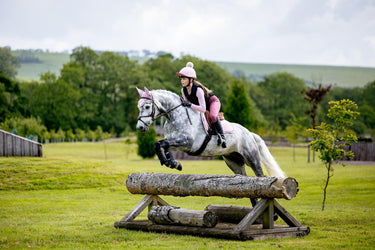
[0,0,374,67]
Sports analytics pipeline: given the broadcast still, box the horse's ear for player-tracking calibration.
[144,87,151,96]
[136,87,144,97]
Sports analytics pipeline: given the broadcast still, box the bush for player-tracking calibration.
[0,116,46,141]
[137,126,156,159]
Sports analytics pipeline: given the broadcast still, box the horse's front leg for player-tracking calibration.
[154,139,182,171]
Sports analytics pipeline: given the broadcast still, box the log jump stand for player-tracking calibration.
[114,173,310,241]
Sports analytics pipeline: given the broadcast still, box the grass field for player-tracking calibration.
[216,61,375,88]
[0,142,374,249]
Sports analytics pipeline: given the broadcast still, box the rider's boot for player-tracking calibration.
[213,119,227,148]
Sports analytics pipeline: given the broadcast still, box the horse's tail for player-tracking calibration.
[254,134,286,178]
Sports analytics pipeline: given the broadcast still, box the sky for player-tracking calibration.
[1,0,375,67]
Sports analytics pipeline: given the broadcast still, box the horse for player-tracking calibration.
[136,87,285,182]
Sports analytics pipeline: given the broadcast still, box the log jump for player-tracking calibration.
[114,173,310,241]
[126,172,298,200]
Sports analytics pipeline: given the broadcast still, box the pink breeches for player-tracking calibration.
[208,96,220,123]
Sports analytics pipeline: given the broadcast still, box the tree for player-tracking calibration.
[137,126,156,158]
[302,84,331,128]
[256,72,309,129]
[224,80,256,129]
[0,73,23,121]
[0,47,20,79]
[30,72,80,130]
[307,99,359,211]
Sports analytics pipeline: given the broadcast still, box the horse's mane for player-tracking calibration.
[151,89,180,99]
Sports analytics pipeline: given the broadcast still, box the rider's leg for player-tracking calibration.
[209,97,226,148]
[213,118,227,148]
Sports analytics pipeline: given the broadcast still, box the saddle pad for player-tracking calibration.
[201,113,234,135]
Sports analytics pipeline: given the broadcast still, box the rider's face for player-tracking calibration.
[180,77,190,87]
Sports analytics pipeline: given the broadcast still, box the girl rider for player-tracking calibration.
[177,62,227,148]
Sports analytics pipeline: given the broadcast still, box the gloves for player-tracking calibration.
[180,98,192,107]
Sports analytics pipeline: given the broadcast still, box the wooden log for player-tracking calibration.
[148,206,218,228]
[126,173,298,200]
[205,205,263,224]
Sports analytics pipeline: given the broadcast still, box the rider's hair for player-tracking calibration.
[193,80,212,96]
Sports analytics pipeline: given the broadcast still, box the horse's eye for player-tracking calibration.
[145,105,150,110]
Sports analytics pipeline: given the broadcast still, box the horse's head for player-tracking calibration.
[136,87,161,132]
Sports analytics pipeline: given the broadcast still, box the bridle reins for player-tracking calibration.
[137,96,186,127]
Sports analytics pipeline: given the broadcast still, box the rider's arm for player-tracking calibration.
[191,87,206,113]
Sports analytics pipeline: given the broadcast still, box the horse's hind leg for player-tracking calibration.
[242,146,264,177]
[223,152,259,206]
[222,152,246,175]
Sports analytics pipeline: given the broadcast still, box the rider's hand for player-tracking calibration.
[180,98,192,107]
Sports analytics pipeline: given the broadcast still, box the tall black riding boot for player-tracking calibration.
[213,119,227,148]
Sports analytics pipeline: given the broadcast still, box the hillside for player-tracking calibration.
[216,61,375,88]
[12,50,375,88]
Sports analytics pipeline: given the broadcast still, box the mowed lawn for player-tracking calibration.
[0,142,374,249]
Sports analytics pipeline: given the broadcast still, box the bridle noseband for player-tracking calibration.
[137,96,184,128]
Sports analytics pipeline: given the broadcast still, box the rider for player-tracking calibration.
[177,62,227,148]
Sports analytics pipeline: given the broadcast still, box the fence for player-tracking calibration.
[0,129,43,157]
[345,143,375,161]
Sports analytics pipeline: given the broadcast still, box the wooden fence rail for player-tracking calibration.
[0,129,43,157]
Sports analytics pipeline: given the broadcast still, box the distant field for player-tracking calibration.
[12,50,375,88]
[12,51,70,81]
[216,61,375,88]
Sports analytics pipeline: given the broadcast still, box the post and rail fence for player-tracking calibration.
[0,129,43,157]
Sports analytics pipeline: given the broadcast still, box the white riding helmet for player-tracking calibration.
[176,62,196,79]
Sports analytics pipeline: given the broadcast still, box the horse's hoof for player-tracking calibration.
[176,164,182,171]
[172,161,182,171]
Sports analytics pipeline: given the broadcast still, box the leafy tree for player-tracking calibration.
[359,81,375,131]
[28,72,80,130]
[0,73,23,121]
[224,80,256,129]
[143,53,178,92]
[0,47,20,78]
[307,99,359,211]
[256,72,309,129]
[137,126,156,158]
[75,128,86,141]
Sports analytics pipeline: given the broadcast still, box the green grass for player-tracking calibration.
[12,51,70,81]
[0,142,374,249]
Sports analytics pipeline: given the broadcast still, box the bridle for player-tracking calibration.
[137,96,185,128]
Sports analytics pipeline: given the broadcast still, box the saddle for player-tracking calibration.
[189,111,233,156]
[202,111,233,135]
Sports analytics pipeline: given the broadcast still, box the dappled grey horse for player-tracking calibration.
[136,87,285,183]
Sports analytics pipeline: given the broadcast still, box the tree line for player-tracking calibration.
[0,46,374,142]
